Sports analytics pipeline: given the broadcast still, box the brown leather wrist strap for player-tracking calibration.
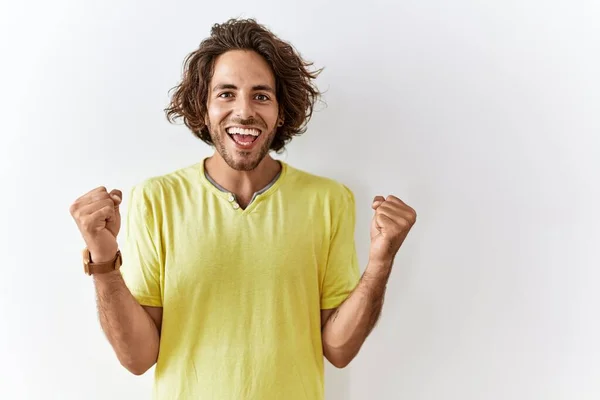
[83,248,122,275]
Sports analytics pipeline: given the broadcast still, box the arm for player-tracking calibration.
[321,261,391,368]
[94,269,162,375]
[321,195,416,368]
[70,185,163,375]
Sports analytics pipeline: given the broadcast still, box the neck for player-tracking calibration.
[204,152,281,207]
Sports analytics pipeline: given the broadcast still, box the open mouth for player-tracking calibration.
[226,127,261,147]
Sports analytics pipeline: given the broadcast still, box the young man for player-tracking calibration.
[70,18,416,399]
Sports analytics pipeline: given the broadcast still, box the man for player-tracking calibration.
[69,18,416,399]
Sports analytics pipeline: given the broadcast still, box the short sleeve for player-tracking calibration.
[320,186,361,310]
[119,183,163,307]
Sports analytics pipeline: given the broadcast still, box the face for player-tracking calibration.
[206,50,281,171]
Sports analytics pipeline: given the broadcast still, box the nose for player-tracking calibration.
[234,95,255,120]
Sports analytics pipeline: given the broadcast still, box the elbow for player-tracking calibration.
[324,347,356,369]
[123,361,153,376]
[329,356,352,369]
[113,341,159,376]
[126,364,151,376]
[323,337,361,369]
[120,356,155,376]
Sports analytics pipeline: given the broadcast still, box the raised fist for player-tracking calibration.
[369,195,417,265]
[69,186,122,263]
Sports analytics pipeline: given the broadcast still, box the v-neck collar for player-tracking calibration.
[198,158,287,214]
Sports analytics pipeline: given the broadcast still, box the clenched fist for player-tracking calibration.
[369,195,417,265]
[69,186,123,263]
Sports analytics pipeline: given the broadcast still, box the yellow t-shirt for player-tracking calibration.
[120,159,361,399]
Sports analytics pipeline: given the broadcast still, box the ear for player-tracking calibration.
[277,109,285,127]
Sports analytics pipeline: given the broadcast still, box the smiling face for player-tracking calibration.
[206,50,281,171]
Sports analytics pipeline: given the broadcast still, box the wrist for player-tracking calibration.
[83,247,122,276]
[89,248,118,263]
[367,257,393,271]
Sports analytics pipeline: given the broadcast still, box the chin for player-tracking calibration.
[225,154,265,171]
[214,141,271,171]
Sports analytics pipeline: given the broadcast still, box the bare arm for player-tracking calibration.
[70,187,163,375]
[321,260,392,368]
[94,269,162,375]
[321,194,416,368]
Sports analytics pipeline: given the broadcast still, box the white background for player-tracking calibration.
[1,0,599,399]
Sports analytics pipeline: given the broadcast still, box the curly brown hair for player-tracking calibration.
[164,18,322,153]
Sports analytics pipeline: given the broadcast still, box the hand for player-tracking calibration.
[69,186,122,262]
[369,195,417,265]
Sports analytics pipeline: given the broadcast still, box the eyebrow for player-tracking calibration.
[212,83,275,93]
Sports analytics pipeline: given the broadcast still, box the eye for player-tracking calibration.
[218,92,233,98]
[255,94,270,101]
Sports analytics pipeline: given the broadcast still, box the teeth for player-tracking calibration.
[226,127,260,136]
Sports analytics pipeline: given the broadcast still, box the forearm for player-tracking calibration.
[93,270,160,375]
[322,260,392,367]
